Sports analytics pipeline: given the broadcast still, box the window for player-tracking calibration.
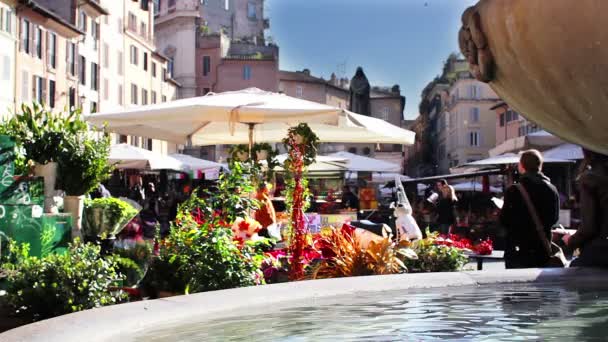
[141,89,148,105]
[362,147,371,156]
[153,0,160,14]
[247,2,256,18]
[33,75,44,104]
[118,84,123,105]
[168,0,176,8]
[130,45,138,65]
[243,65,251,80]
[2,8,12,33]
[143,138,152,151]
[162,95,167,102]
[79,11,87,33]
[348,147,357,154]
[66,42,75,75]
[131,84,138,104]
[151,91,157,104]
[103,43,109,68]
[162,67,167,80]
[469,131,480,147]
[380,107,389,121]
[468,85,479,99]
[506,110,512,122]
[119,135,127,143]
[512,111,519,121]
[151,62,157,77]
[90,101,97,113]
[91,21,99,49]
[20,19,29,53]
[224,0,229,11]
[21,71,29,102]
[143,52,148,71]
[141,0,150,11]
[140,22,147,39]
[202,56,210,76]
[48,80,55,108]
[91,62,98,90]
[117,51,124,75]
[103,78,109,100]
[47,32,56,68]
[69,87,76,109]
[128,12,137,32]
[131,136,139,147]
[296,85,303,98]
[79,56,86,85]
[167,57,174,77]
[203,87,210,95]
[2,55,9,81]
[499,113,505,127]
[469,107,479,123]
[33,25,42,58]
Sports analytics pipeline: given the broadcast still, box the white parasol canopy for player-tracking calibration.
[463,153,574,167]
[275,154,348,172]
[452,181,502,193]
[169,153,225,179]
[328,151,402,172]
[86,88,415,146]
[543,144,584,160]
[109,144,183,171]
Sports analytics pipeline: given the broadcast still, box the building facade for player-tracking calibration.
[0,0,16,117]
[492,101,541,146]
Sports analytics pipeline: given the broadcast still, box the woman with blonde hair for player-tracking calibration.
[436,179,458,234]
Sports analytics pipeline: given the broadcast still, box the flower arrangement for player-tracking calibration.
[231,216,263,245]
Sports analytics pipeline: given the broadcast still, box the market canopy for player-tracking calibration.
[543,144,584,161]
[451,181,502,193]
[86,88,415,146]
[169,153,225,179]
[275,154,348,173]
[327,151,401,173]
[109,144,183,171]
[489,130,563,157]
[463,153,574,167]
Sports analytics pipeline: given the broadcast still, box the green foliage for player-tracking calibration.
[57,129,113,196]
[1,240,126,321]
[282,123,320,167]
[0,103,85,165]
[403,230,468,273]
[109,255,144,287]
[83,198,139,238]
[141,221,262,296]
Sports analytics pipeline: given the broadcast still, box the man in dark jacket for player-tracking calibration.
[500,150,560,268]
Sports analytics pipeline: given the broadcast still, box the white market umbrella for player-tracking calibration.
[543,144,584,160]
[169,153,225,179]
[86,88,415,147]
[109,144,183,171]
[275,154,348,172]
[328,151,401,172]
[463,153,573,167]
[452,181,502,193]
[346,172,410,183]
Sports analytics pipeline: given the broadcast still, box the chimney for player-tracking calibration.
[340,77,348,88]
[302,68,311,76]
[330,73,337,85]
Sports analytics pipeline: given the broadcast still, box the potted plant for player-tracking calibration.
[58,131,112,236]
[0,104,81,213]
[82,198,140,251]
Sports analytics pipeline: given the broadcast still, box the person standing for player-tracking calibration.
[129,175,146,205]
[435,179,457,235]
[500,150,560,269]
[563,149,608,267]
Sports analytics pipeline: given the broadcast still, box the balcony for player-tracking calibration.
[79,0,110,17]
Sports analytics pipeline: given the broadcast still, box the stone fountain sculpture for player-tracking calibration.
[459,0,608,154]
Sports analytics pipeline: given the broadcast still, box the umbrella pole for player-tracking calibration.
[248,123,255,158]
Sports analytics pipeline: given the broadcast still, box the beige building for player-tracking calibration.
[0,0,16,118]
[437,73,500,172]
[15,1,83,113]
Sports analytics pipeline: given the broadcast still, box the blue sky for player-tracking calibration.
[265,0,477,119]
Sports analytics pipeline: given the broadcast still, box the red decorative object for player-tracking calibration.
[287,134,307,280]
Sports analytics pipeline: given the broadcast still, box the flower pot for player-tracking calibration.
[34,162,58,213]
[64,195,85,239]
[256,149,269,161]
[236,151,249,162]
[460,0,608,154]
[293,134,305,145]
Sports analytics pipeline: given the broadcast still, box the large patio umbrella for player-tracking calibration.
[109,144,183,171]
[274,154,348,173]
[327,151,402,172]
[86,88,415,147]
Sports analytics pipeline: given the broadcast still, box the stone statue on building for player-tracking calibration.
[349,67,371,116]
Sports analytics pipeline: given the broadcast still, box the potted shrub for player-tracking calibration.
[58,129,112,236]
[0,104,82,213]
[82,198,140,252]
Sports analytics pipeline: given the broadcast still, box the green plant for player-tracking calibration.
[141,220,262,297]
[57,129,113,196]
[1,240,126,321]
[403,230,468,272]
[83,198,140,238]
[0,103,85,166]
[282,123,320,167]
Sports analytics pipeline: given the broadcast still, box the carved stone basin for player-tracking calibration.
[459,0,608,154]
